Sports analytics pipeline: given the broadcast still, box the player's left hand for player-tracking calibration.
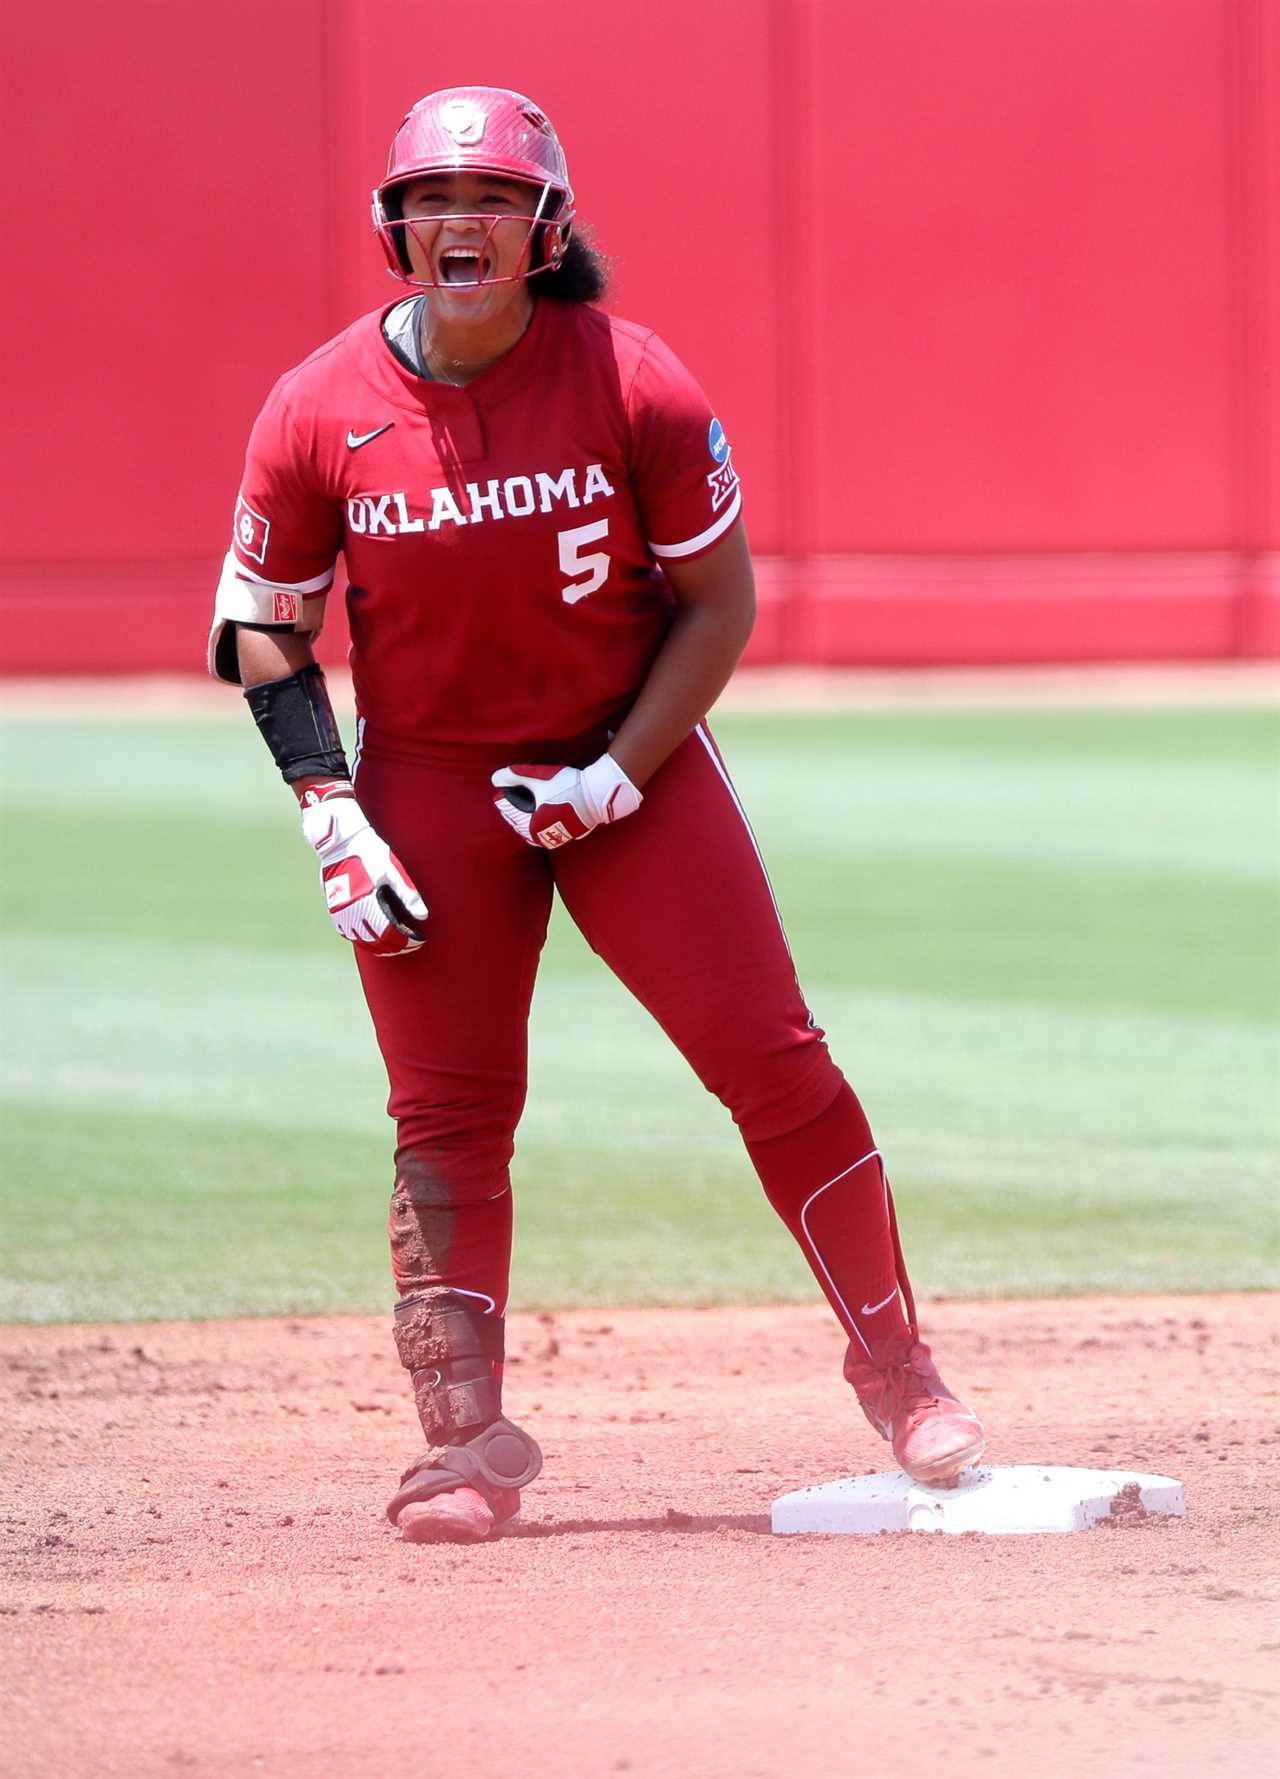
[491,753,643,849]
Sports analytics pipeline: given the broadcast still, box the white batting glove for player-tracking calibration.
[299,783,428,957]
[491,753,643,850]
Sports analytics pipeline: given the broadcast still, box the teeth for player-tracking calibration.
[438,247,485,285]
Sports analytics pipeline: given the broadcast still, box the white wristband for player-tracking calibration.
[579,753,643,826]
[300,794,371,860]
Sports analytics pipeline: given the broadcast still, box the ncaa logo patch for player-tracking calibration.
[705,418,739,512]
[439,98,485,145]
[234,495,270,565]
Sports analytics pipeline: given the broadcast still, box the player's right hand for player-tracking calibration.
[298,781,428,957]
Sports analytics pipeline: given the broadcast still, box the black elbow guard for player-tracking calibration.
[244,663,351,785]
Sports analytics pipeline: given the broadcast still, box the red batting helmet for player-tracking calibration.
[372,87,575,289]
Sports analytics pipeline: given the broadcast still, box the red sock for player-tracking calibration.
[745,1082,913,1358]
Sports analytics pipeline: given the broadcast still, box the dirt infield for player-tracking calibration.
[4,1296,1278,1779]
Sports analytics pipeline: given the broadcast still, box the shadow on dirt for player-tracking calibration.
[508,1512,773,1538]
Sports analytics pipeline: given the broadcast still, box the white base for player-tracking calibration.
[771,1465,1185,1536]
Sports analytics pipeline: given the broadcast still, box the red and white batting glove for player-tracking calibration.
[491,754,643,850]
[298,781,428,957]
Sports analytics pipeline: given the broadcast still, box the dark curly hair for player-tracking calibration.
[533,225,609,304]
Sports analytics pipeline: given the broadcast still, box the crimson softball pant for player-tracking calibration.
[353,722,911,1365]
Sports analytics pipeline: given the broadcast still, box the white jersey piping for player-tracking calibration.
[648,487,742,559]
[232,555,336,594]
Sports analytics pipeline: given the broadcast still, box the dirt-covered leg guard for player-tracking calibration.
[386,1418,544,1525]
[388,1287,542,1524]
[392,1286,508,1441]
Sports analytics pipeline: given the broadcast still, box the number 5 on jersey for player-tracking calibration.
[559,519,609,604]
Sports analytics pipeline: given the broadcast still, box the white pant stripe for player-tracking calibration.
[692,721,795,965]
[798,1146,887,1359]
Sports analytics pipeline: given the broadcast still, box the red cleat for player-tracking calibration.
[394,1485,520,1544]
[844,1335,986,1488]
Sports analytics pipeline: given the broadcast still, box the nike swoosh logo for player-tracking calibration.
[860,1288,899,1317]
[346,423,394,450]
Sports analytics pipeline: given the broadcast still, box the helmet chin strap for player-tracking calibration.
[530,179,572,266]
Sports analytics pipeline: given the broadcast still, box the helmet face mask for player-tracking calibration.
[377,180,571,291]
[372,87,575,290]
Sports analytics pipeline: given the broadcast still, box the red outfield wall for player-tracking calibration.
[1,0,1276,672]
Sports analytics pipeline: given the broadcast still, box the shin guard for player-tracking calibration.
[392,1288,505,1444]
[389,1289,542,1523]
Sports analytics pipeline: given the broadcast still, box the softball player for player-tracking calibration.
[210,86,985,1543]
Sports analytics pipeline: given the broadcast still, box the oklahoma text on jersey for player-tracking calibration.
[346,463,618,535]
[209,300,743,746]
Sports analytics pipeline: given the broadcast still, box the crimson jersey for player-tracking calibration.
[211,298,742,747]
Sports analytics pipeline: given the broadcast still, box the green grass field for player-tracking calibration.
[2,702,1277,1323]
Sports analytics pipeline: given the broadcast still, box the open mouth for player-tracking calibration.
[437,247,489,286]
